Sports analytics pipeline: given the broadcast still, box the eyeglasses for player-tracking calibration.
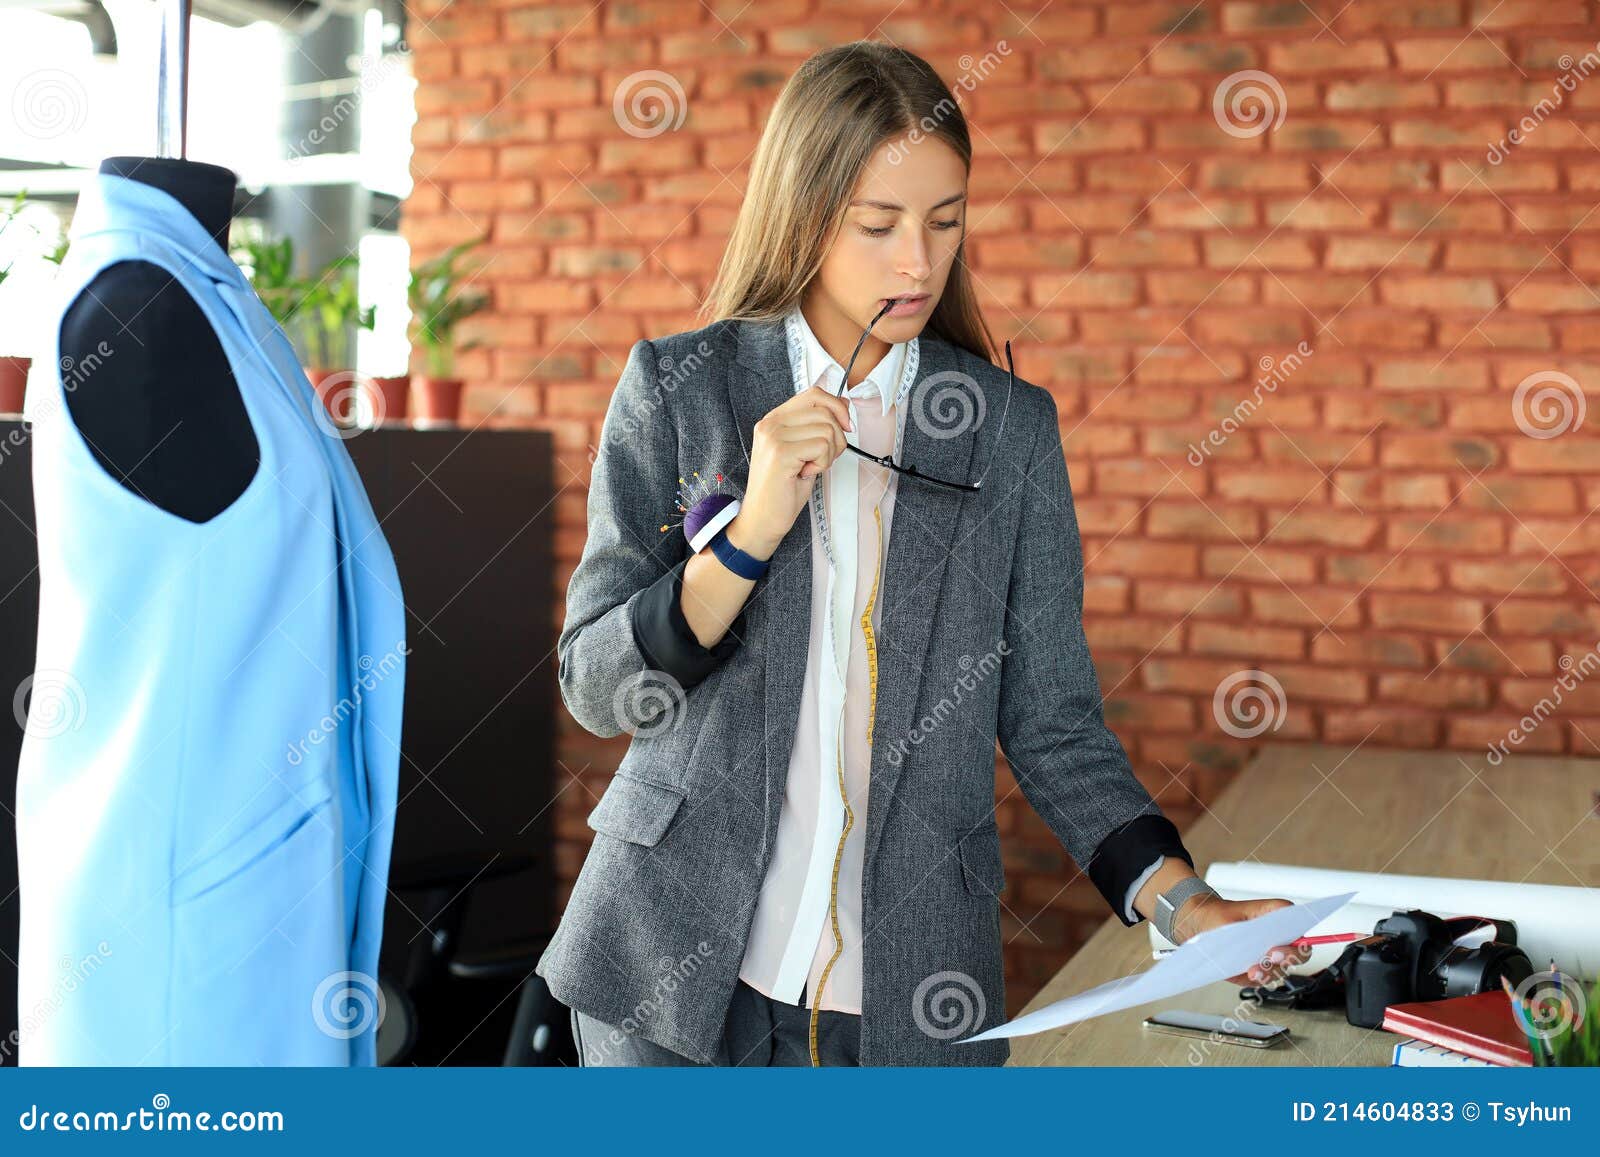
[832,298,1014,493]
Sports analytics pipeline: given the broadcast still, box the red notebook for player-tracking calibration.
[1381,991,1533,1067]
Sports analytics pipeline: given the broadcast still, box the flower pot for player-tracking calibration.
[0,356,30,415]
[413,375,464,426]
[306,367,359,427]
[362,374,410,425]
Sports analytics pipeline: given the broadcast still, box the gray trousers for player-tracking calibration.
[571,979,862,1066]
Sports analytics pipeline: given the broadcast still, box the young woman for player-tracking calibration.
[537,41,1308,1068]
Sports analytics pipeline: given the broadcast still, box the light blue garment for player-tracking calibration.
[15,171,405,1066]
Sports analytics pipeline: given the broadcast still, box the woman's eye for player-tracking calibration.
[857,219,963,238]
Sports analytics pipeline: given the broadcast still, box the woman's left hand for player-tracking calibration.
[1174,895,1313,987]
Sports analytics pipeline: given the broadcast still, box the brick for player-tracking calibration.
[1204,234,1317,269]
[1506,281,1600,313]
[1493,600,1600,635]
[1379,672,1491,709]
[1324,553,1442,591]
[1311,633,1429,668]
[1379,433,1499,470]
[1394,38,1512,72]
[1201,545,1317,584]
[1373,357,1491,390]
[1324,237,1437,270]
[1379,275,1500,312]
[1450,716,1565,754]
[1149,43,1261,74]
[1034,119,1146,154]
[1387,513,1506,553]
[1323,709,1441,748]
[1266,196,1379,230]
[1147,502,1262,541]
[1435,638,1555,676]
[1327,81,1439,110]
[1460,476,1578,515]
[1450,559,1571,596]
[1343,0,1461,29]
[1389,197,1504,232]
[1267,40,1390,73]
[1029,271,1140,308]
[1092,233,1199,268]
[1191,622,1305,660]
[1249,588,1364,629]
[1146,271,1257,306]
[1371,594,1486,633]
[1135,581,1246,618]
[1271,119,1382,151]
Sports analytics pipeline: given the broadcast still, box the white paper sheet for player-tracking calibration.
[956,891,1357,1045]
[1190,863,1600,981]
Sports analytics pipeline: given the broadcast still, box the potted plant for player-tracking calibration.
[0,191,69,413]
[408,237,488,425]
[233,235,305,330]
[300,253,376,427]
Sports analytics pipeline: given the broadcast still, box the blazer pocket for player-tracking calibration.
[958,821,1006,897]
[171,783,337,905]
[586,772,687,847]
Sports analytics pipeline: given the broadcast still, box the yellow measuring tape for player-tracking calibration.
[808,504,883,1066]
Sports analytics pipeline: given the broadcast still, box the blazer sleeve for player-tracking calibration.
[557,338,746,738]
[995,390,1194,926]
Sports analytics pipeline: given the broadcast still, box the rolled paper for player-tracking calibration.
[685,493,740,553]
[1148,862,1600,981]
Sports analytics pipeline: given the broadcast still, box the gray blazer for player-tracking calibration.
[536,315,1178,1066]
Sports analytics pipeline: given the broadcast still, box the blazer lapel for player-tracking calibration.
[863,337,977,879]
[731,318,813,859]
[727,319,980,878]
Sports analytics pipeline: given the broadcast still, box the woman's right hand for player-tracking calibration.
[727,385,854,560]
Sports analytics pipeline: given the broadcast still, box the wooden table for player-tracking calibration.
[1006,742,1600,1066]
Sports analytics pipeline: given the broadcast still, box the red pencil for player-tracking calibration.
[1292,932,1364,947]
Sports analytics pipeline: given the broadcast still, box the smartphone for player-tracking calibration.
[1140,1009,1290,1048]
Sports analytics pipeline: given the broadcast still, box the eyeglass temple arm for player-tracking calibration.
[833,299,898,397]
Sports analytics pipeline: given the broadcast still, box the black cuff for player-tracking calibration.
[1087,813,1195,927]
[631,557,743,690]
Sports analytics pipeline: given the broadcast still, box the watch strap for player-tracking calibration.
[708,527,769,580]
[1153,875,1218,944]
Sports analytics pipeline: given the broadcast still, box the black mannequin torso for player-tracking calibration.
[58,156,259,523]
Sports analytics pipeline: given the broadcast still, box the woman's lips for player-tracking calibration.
[881,294,930,317]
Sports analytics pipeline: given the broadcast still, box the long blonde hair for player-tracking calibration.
[702,41,997,364]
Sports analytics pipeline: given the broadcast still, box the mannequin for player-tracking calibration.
[57,155,258,522]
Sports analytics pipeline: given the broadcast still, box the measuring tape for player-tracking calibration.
[809,504,885,1066]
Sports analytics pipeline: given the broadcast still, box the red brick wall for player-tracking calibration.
[402,0,1600,1014]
